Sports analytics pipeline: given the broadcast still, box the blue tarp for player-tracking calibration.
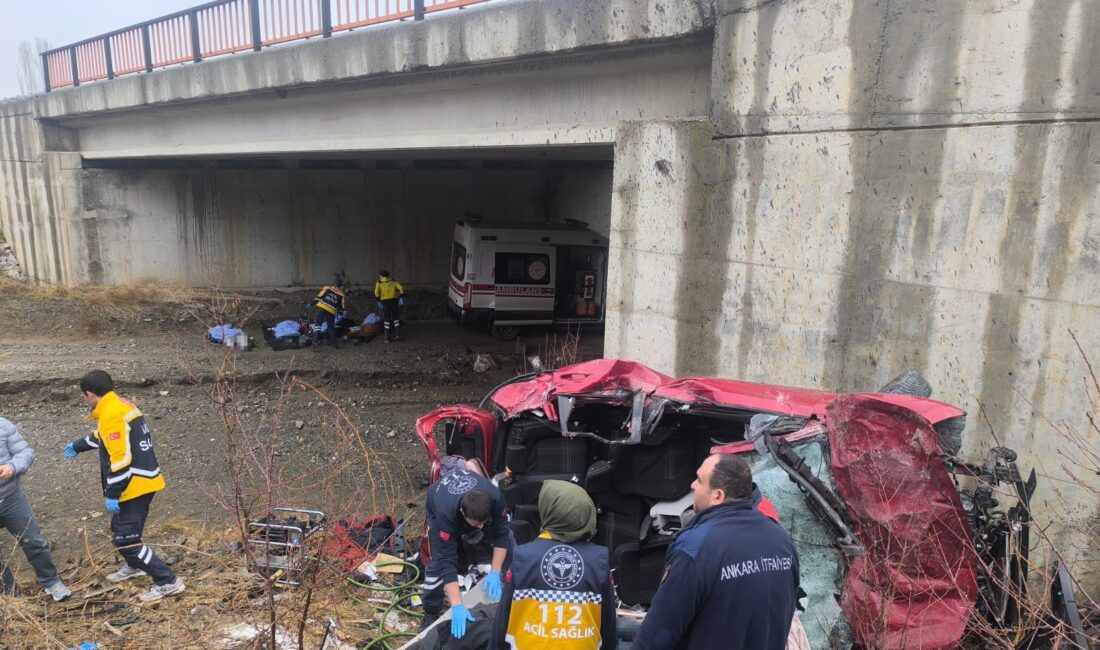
[208,324,241,342]
[274,320,301,339]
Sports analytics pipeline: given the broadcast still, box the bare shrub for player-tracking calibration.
[1,291,423,648]
[523,326,582,372]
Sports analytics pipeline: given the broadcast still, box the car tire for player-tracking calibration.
[492,324,521,341]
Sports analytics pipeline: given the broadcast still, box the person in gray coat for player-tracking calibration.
[0,417,70,601]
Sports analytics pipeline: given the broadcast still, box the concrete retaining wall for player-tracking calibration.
[607,0,1100,580]
[0,101,76,284]
[75,163,611,287]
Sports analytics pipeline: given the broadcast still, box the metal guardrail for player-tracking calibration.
[41,0,489,91]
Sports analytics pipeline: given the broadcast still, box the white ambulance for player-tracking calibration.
[447,219,609,339]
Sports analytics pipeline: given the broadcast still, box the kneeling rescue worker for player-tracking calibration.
[422,467,514,638]
[312,276,346,347]
[492,480,616,649]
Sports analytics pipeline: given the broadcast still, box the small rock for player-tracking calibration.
[473,353,496,373]
[159,390,169,396]
[385,429,396,438]
[294,420,304,430]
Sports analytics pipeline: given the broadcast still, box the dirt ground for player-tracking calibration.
[0,283,603,647]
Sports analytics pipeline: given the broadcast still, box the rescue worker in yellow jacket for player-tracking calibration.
[492,480,616,649]
[64,370,185,603]
[312,276,347,348]
[373,270,405,342]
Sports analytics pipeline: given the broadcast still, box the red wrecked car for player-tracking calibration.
[416,359,1045,649]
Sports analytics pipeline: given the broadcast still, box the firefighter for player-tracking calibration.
[373,270,405,342]
[64,370,185,603]
[421,468,513,638]
[312,276,347,348]
[631,454,799,650]
[492,480,616,649]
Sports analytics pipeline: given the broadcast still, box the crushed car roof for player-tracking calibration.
[488,358,964,424]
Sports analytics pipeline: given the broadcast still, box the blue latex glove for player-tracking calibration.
[63,443,77,460]
[105,498,121,515]
[377,302,383,311]
[482,570,502,600]
[399,298,406,307]
[450,603,475,639]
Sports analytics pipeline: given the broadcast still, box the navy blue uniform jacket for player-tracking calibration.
[632,498,800,650]
[425,470,511,585]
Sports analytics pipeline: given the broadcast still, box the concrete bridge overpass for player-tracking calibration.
[5,0,711,288]
[1,0,1099,573]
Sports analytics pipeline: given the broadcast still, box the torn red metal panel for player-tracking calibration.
[489,359,670,420]
[415,406,497,481]
[856,392,965,426]
[656,377,836,417]
[711,422,829,456]
[826,395,977,650]
[656,378,965,426]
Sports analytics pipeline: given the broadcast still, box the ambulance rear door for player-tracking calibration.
[492,246,555,325]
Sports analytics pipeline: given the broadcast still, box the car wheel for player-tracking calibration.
[492,324,521,341]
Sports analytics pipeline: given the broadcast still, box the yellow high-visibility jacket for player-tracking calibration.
[72,391,165,502]
[374,277,404,301]
[314,285,346,315]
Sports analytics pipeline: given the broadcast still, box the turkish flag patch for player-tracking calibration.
[439,531,451,542]
[109,432,122,440]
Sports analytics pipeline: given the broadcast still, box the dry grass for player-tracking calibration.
[0,278,247,310]
[0,520,422,650]
[0,276,282,309]
[0,277,284,335]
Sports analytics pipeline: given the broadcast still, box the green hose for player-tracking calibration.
[307,556,426,649]
[345,569,420,592]
[337,559,425,650]
[360,631,418,650]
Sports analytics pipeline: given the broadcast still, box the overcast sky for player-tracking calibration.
[0,0,196,99]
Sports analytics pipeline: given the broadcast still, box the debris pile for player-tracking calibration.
[0,244,25,281]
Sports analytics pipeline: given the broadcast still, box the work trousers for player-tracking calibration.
[112,493,176,586]
[381,299,401,340]
[422,531,514,615]
[313,309,337,345]
[0,486,61,589]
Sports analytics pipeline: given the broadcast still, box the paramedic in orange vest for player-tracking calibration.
[374,270,405,342]
[312,276,347,347]
[492,480,616,649]
[64,370,185,603]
